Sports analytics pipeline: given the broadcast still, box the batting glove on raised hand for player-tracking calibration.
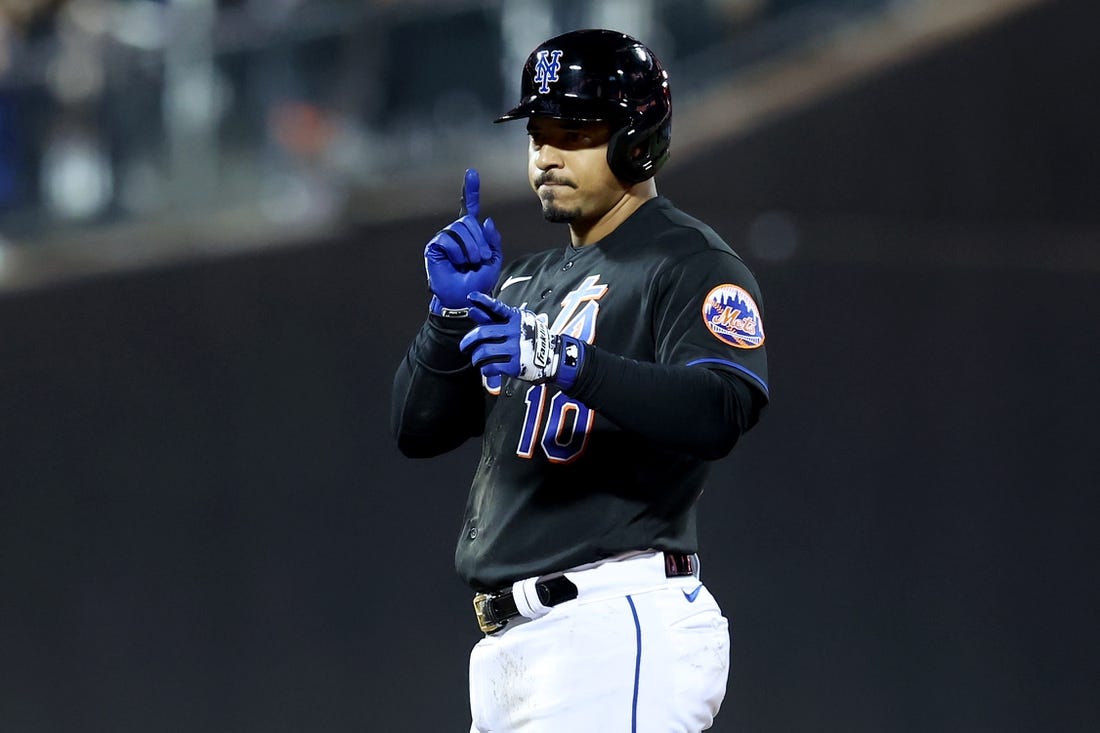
[424,169,503,318]
[460,292,585,390]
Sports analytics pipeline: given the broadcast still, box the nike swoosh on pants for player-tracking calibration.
[682,585,703,603]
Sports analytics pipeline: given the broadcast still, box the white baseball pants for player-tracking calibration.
[468,551,730,732]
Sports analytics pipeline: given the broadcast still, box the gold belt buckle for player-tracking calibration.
[472,592,505,634]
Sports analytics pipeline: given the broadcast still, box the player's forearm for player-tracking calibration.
[391,317,485,458]
[567,346,760,460]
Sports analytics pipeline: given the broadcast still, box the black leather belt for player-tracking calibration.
[472,552,696,634]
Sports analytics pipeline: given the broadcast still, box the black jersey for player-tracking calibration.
[446,197,769,589]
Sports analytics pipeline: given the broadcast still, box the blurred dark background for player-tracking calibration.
[1,1,1098,731]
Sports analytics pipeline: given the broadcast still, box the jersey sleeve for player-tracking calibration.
[652,247,770,401]
[391,315,486,458]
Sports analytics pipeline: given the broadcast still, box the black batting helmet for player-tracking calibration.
[495,29,672,184]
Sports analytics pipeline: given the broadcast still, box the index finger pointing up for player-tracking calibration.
[460,168,480,219]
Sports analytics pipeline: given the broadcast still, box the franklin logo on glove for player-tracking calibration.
[460,292,585,390]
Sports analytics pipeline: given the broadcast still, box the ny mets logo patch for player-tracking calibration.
[702,284,765,349]
[533,50,563,94]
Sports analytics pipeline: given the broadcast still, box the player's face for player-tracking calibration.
[527,118,623,226]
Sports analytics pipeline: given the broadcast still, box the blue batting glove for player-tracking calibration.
[460,292,585,390]
[424,169,503,318]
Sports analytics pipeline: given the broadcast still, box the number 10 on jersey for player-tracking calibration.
[514,273,606,464]
[516,385,594,464]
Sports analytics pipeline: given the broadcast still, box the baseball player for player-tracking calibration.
[392,29,769,732]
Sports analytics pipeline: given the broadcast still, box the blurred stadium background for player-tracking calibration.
[1,1,1098,731]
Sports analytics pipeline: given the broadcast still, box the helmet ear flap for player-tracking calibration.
[607,113,672,184]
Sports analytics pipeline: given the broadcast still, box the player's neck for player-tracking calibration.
[569,180,658,247]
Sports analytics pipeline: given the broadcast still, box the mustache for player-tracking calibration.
[534,172,576,188]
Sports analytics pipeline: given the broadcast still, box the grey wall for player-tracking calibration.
[2,1,1098,731]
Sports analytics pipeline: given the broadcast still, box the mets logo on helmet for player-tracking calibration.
[533,50,563,94]
[702,284,765,349]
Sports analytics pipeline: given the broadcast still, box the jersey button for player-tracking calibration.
[562,261,574,271]
[467,526,478,540]
[540,288,552,300]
